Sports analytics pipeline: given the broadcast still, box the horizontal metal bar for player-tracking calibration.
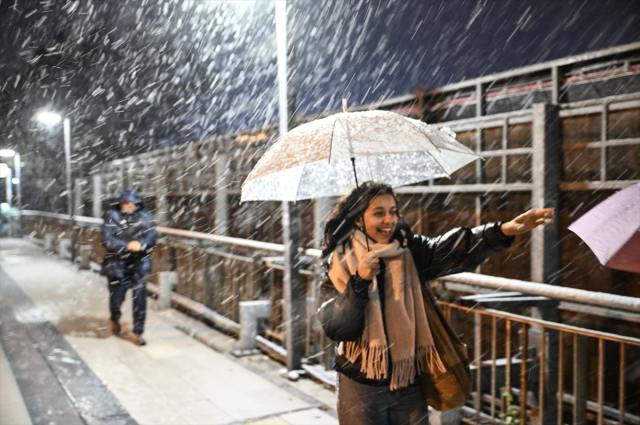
[395,183,533,194]
[441,301,640,346]
[440,281,640,324]
[560,92,640,111]
[559,301,640,324]
[560,180,640,191]
[480,148,533,157]
[431,109,533,132]
[22,210,324,259]
[562,393,640,425]
[564,138,640,150]
[21,210,103,224]
[263,263,317,277]
[439,272,640,314]
[256,335,287,363]
[462,296,558,308]
[461,291,524,300]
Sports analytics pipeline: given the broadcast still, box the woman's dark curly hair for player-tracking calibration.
[322,181,413,260]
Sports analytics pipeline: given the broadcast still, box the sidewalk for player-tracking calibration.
[0,238,337,425]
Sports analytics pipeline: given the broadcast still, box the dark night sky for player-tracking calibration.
[0,0,638,210]
[1,0,638,140]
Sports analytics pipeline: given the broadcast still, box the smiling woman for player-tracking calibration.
[318,181,553,425]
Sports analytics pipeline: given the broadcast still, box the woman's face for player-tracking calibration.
[358,194,398,244]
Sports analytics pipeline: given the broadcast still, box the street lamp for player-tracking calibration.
[37,111,75,262]
[0,149,22,236]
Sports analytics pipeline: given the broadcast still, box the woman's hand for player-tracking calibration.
[501,208,554,236]
[358,251,381,280]
[127,240,142,252]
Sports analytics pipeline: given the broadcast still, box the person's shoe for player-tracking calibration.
[109,319,121,335]
[130,334,146,346]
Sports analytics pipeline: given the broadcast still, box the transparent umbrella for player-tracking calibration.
[241,105,480,202]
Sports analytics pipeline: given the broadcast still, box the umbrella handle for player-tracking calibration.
[351,157,370,251]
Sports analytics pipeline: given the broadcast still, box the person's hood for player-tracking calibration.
[119,190,142,205]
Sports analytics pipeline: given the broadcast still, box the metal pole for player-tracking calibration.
[64,117,75,263]
[14,153,22,236]
[214,152,229,235]
[92,174,103,219]
[276,0,304,372]
[5,166,12,207]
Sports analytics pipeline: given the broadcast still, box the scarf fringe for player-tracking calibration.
[345,342,447,390]
[391,356,416,391]
[345,340,389,381]
[416,345,447,375]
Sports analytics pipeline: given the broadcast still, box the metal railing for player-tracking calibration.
[19,210,640,424]
[439,302,640,425]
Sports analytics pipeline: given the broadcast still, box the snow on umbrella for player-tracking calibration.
[568,183,640,274]
[240,107,480,202]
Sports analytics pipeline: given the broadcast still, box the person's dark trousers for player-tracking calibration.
[337,373,430,425]
[108,274,148,335]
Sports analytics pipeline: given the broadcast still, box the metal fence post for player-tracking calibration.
[158,271,177,310]
[79,245,92,270]
[282,201,305,371]
[92,174,103,219]
[531,103,562,424]
[155,163,168,227]
[214,151,229,236]
[531,103,562,285]
[573,335,588,425]
[235,300,271,355]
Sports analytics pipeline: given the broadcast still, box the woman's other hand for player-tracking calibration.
[358,251,381,280]
[127,240,142,252]
[501,208,554,236]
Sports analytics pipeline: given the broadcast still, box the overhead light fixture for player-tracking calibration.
[37,112,62,125]
[0,149,15,157]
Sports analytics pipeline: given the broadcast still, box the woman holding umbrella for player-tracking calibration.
[317,181,553,425]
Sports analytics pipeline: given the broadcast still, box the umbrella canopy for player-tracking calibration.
[568,183,640,274]
[241,110,480,202]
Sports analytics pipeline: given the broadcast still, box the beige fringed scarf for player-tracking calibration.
[329,230,445,390]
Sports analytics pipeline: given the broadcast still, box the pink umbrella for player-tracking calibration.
[568,183,640,274]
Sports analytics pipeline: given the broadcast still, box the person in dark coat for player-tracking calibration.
[101,190,158,346]
[317,181,554,425]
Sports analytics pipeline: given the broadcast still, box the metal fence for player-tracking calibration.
[20,211,640,425]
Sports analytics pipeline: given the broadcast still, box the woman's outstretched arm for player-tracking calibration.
[410,208,554,281]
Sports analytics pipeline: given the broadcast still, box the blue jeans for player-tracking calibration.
[108,274,147,335]
[337,373,430,425]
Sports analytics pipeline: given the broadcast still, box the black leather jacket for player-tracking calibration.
[317,222,514,386]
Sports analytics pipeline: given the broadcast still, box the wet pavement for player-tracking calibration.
[0,238,337,425]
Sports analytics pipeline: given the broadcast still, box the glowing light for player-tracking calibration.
[12,177,19,184]
[37,112,62,125]
[0,149,15,157]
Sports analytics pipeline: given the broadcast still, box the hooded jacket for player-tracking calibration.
[317,222,514,386]
[100,190,158,278]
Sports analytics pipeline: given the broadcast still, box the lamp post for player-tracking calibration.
[0,149,22,236]
[37,112,75,262]
[275,0,305,373]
